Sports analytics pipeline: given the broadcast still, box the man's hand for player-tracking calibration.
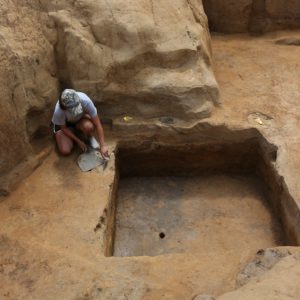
[91,115,108,159]
[77,140,87,153]
[100,145,109,159]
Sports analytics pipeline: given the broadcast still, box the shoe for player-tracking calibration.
[89,136,100,149]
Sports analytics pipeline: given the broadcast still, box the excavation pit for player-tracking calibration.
[114,175,284,257]
[106,137,299,257]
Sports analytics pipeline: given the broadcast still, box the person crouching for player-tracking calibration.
[51,89,108,158]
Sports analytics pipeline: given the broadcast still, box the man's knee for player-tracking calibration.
[60,146,72,156]
[55,131,73,155]
[81,121,94,135]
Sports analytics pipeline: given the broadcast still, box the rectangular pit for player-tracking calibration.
[114,175,283,257]
[105,137,298,257]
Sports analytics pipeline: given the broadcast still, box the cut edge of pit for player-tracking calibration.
[103,128,300,257]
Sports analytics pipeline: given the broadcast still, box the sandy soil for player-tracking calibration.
[0,30,300,299]
[210,31,300,206]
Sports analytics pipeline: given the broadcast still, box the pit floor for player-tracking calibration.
[114,175,283,257]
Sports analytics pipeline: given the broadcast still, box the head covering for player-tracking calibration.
[61,89,83,116]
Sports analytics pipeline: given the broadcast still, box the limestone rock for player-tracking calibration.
[203,0,300,33]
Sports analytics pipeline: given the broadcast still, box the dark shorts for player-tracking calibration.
[50,122,76,134]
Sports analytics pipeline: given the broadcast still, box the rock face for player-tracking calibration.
[203,0,300,33]
[0,0,59,194]
[0,0,218,192]
[48,0,219,119]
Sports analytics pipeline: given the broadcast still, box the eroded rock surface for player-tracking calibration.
[48,0,219,119]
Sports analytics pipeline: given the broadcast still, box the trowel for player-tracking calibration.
[102,152,110,171]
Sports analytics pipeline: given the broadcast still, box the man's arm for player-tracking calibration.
[91,115,108,158]
[61,126,87,152]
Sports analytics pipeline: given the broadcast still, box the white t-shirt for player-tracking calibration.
[52,92,97,125]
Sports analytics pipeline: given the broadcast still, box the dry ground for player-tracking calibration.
[0,30,300,300]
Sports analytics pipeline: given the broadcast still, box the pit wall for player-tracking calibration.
[202,0,300,33]
[103,169,119,257]
[103,127,300,256]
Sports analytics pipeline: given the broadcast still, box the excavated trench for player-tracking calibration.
[104,131,300,258]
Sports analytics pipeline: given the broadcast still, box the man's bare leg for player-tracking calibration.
[75,117,100,149]
[75,117,95,137]
[55,130,74,155]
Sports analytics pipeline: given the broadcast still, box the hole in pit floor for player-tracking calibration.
[113,174,284,257]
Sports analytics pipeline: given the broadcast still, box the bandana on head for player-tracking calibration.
[61,89,83,117]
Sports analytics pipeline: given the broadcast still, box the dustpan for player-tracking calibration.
[77,149,105,172]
